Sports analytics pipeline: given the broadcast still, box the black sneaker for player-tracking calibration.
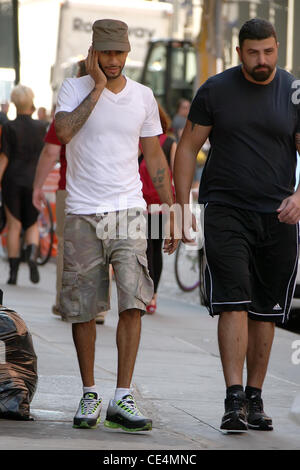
[220,390,248,433]
[247,393,273,431]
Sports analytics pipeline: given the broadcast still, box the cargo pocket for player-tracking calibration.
[60,271,80,317]
[135,253,154,305]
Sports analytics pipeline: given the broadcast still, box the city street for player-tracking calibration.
[0,252,299,451]
[1,0,300,459]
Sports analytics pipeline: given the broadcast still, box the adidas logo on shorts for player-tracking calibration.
[272,303,282,311]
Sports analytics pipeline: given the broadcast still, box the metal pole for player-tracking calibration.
[171,0,180,39]
[286,0,294,72]
[215,0,223,73]
[249,0,258,19]
[12,0,20,84]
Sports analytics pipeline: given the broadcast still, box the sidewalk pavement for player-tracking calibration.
[0,256,299,451]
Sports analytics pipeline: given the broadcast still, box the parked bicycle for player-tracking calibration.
[175,241,200,292]
[174,190,206,304]
[36,198,54,265]
[175,242,206,304]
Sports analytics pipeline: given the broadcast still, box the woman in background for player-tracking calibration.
[0,85,46,285]
[139,103,176,313]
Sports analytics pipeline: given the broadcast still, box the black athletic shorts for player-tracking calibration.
[203,203,299,324]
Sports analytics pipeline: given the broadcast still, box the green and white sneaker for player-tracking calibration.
[73,392,102,429]
[104,394,152,432]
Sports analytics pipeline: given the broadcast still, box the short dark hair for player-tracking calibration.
[239,18,277,48]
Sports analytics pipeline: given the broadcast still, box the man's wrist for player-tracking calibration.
[93,83,106,93]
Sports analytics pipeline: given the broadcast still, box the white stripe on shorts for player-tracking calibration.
[283,222,299,324]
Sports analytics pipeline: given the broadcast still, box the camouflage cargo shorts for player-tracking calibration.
[60,208,154,323]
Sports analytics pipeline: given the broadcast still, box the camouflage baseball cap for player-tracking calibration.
[92,19,131,52]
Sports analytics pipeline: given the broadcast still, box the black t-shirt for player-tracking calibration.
[1,114,46,188]
[188,66,300,212]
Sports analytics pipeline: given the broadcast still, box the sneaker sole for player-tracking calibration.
[220,428,248,434]
[248,422,273,431]
[104,419,152,432]
[73,416,101,429]
[220,419,248,434]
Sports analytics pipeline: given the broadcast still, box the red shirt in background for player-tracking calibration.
[44,120,66,190]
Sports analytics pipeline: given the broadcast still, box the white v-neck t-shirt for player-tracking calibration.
[55,75,162,214]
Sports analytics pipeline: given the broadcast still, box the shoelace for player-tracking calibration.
[249,396,263,413]
[226,395,246,412]
[81,398,101,415]
[119,395,141,416]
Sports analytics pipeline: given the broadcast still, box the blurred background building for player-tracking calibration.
[0,0,298,118]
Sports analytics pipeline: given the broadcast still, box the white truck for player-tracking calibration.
[51,0,175,101]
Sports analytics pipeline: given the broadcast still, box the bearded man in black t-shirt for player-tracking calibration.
[174,18,300,433]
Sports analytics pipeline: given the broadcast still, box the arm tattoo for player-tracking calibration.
[152,167,166,189]
[55,87,102,139]
[296,133,300,151]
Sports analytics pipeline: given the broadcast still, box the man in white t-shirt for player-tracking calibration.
[54,19,177,432]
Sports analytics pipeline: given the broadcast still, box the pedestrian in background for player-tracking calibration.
[139,102,176,314]
[54,19,177,432]
[171,98,190,142]
[33,121,69,315]
[37,106,50,133]
[0,85,46,285]
[0,102,9,126]
[33,61,111,325]
[33,60,82,318]
[0,102,9,152]
[174,18,300,433]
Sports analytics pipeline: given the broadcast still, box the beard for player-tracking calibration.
[243,63,275,82]
[98,61,123,80]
